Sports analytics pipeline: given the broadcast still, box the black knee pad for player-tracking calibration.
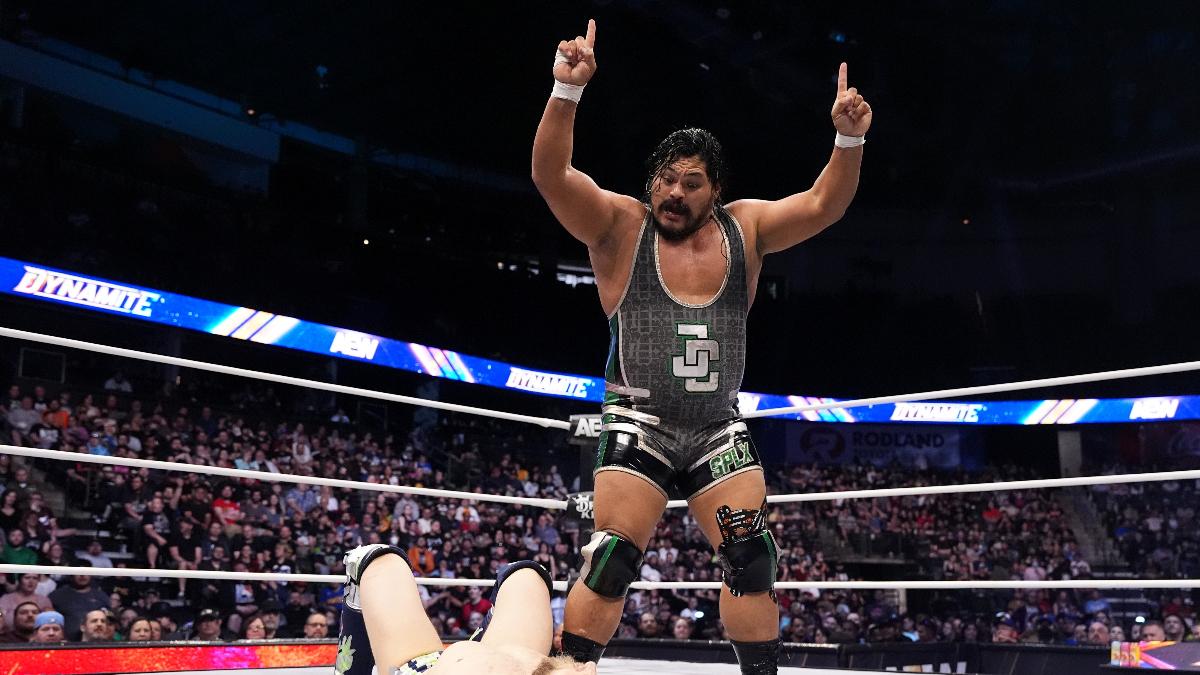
[579,530,642,598]
[715,503,778,597]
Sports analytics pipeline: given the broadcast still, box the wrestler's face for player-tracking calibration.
[649,156,718,242]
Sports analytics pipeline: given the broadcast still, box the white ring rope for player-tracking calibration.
[8,444,1200,513]
[662,467,1200,509]
[0,445,568,510]
[0,326,571,430]
[1,564,1197,592]
[8,324,1200,431]
[744,359,1200,419]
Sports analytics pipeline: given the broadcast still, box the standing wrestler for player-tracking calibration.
[532,19,871,674]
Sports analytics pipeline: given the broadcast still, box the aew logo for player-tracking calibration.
[15,266,161,317]
[571,415,602,438]
[672,324,720,393]
[329,330,380,360]
[1129,398,1180,420]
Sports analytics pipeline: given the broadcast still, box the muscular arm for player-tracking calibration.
[531,98,625,248]
[736,62,873,258]
[732,145,862,256]
[531,19,638,250]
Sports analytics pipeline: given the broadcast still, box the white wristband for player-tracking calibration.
[835,132,865,148]
[551,80,584,104]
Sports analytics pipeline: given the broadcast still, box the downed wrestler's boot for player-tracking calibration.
[337,544,413,675]
[470,560,554,642]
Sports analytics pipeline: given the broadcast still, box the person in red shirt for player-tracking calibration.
[212,483,244,534]
[460,586,493,624]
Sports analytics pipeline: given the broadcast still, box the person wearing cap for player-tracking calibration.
[992,613,1019,644]
[32,610,66,643]
[191,608,225,642]
[259,597,283,638]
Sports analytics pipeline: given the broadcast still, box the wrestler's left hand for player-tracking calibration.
[831,62,873,137]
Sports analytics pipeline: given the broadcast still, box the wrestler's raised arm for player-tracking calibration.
[532,19,642,250]
[730,62,873,257]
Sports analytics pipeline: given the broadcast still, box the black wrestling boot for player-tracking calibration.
[560,630,607,662]
[470,560,554,642]
[731,638,781,675]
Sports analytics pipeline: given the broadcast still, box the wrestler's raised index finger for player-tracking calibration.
[585,19,596,48]
[837,62,847,94]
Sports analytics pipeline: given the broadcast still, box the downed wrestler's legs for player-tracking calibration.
[337,545,442,675]
[478,567,553,652]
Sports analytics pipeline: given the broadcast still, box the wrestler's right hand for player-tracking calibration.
[553,19,597,86]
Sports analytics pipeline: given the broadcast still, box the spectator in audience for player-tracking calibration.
[1164,614,1188,642]
[0,490,20,533]
[637,612,661,639]
[76,540,114,568]
[7,397,41,444]
[191,608,225,642]
[1141,620,1167,642]
[240,613,267,640]
[2,529,37,566]
[407,536,435,576]
[993,614,1020,644]
[0,573,54,627]
[150,603,176,638]
[1085,621,1110,645]
[103,372,133,393]
[141,496,172,569]
[302,609,329,639]
[673,617,695,640]
[168,519,202,598]
[284,483,318,519]
[81,608,114,642]
[259,598,284,639]
[2,601,41,643]
[32,610,66,643]
[127,617,155,642]
[48,568,109,640]
[5,467,39,501]
[1082,590,1110,615]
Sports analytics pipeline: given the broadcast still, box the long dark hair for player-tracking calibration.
[644,128,728,204]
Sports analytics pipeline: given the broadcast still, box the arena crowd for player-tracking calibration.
[2,379,1198,647]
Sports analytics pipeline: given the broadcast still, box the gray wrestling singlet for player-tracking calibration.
[605,204,748,422]
[597,204,759,499]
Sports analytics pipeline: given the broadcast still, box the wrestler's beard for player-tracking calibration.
[653,200,712,242]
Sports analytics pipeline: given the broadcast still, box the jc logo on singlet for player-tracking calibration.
[672,323,720,392]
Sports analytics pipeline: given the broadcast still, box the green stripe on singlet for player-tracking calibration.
[586,536,620,588]
[603,314,621,406]
[594,413,614,469]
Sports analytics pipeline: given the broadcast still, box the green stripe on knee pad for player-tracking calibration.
[580,530,642,598]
